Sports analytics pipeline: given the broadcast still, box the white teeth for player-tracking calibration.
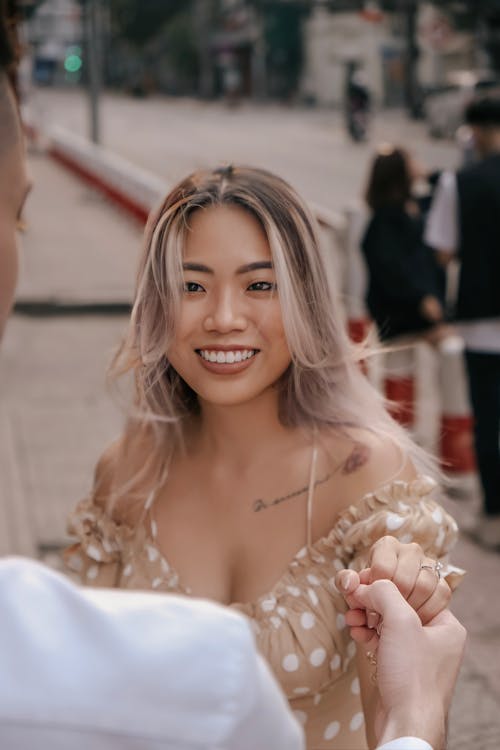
[199,349,256,364]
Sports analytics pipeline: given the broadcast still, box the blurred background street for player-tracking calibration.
[2,0,500,747]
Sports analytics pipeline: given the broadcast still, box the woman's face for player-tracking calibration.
[167,204,292,409]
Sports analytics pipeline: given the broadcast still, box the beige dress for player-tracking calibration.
[65,452,464,750]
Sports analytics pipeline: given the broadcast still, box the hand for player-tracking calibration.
[335,573,466,749]
[419,294,444,322]
[366,536,452,625]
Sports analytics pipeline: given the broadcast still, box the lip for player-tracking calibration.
[195,348,259,375]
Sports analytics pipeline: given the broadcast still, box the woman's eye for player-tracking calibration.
[247,281,276,292]
[184,281,204,293]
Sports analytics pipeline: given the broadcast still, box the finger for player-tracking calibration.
[349,626,379,646]
[359,568,371,584]
[416,578,452,625]
[368,536,399,582]
[391,542,424,599]
[350,579,420,628]
[367,610,381,630]
[345,609,368,627]
[406,558,441,612]
[335,569,361,596]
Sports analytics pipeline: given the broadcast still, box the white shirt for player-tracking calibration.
[0,557,303,750]
[425,171,500,353]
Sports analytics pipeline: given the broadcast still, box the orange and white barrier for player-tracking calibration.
[438,335,476,474]
[343,204,371,343]
[383,346,416,429]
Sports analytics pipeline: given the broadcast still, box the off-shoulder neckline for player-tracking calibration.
[134,474,438,611]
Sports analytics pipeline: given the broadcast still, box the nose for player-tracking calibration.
[203,287,247,333]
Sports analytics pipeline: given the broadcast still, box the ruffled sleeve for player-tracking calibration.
[329,475,465,590]
[64,496,126,587]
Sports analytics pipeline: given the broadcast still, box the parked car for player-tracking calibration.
[424,71,500,138]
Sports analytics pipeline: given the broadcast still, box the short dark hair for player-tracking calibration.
[464,96,500,127]
[364,146,411,211]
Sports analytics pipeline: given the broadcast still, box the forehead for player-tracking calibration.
[183,204,271,262]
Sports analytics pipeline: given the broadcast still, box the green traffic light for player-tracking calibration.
[64,54,82,73]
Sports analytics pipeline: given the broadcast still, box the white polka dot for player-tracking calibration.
[146,544,159,563]
[287,585,301,597]
[270,616,282,629]
[169,573,179,588]
[386,513,405,531]
[333,558,344,571]
[350,677,360,695]
[309,648,327,667]
[87,544,102,562]
[323,721,340,740]
[307,574,321,586]
[432,507,443,524]
[330,654,341,671]
[399,533,413,544]
[313,693,322,706]
[398,501,410,513]
[308,588,319,607]
[315,554,326,563]
[347,641,357,659]
[277,606,287,618]
[261,597,276,612]
[150,519,158,538]
[293,687,310,696]
[293,710,308,726]
[296,546,307,559]
[350,712,364,732]
[86,564,99,581]
[152,577,162,589]
[102,538,116,555]
[160,558,170,574]
[300,612,315,630]
[336,613,346,630]
[282,654,299,672]
[123,563,133,577]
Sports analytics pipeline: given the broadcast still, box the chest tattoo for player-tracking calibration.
[252,442,370,513]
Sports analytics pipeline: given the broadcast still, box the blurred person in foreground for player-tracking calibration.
[0,556,466,750]
[65,164,464,750]
[361,145,450,346]
[425,97,500,551]
[0,0,31,343]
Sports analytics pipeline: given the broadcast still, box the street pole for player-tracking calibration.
[87,0,101,143]
[403,0,421,119]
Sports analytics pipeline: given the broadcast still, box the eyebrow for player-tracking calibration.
[182,261,273,275]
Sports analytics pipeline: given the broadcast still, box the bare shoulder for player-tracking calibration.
[91,425,157,519]
[318,426,418,511]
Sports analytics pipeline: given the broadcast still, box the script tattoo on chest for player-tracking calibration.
[252,442,370,512]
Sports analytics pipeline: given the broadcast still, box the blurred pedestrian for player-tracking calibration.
[361,145,449,344]
[65,165,463,750]
[0,0,31,343]
[425,96,500,551]
[345,62,371,142]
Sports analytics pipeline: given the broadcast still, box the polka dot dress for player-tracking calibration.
[65,475,464,750]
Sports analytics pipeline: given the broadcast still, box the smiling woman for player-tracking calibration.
[65,165,464,750]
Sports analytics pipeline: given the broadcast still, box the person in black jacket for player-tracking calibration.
[361,145,448,343]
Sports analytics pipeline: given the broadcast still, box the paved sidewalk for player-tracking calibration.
[1,146,499,747]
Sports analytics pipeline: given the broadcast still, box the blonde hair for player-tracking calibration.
[109,165,435,504]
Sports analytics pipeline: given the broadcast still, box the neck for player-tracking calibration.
[188,388,303,469]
